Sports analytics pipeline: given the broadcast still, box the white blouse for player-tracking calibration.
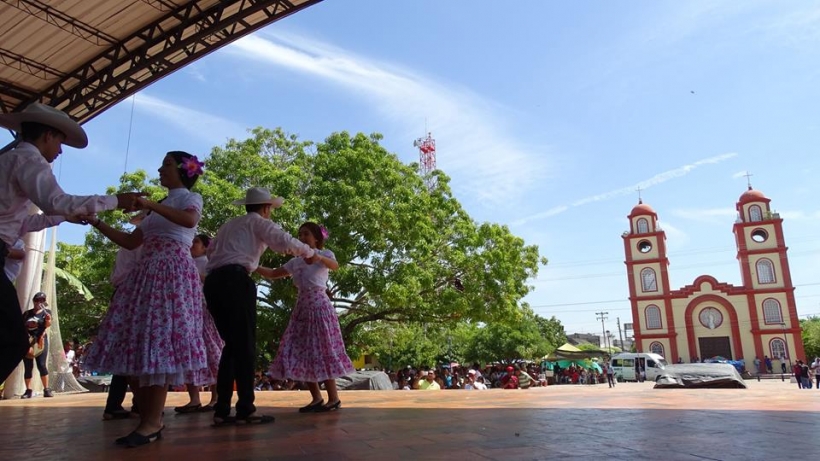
[139,188,202,246]
[283,249,335,290]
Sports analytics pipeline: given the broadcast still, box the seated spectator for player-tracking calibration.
[500,366,519,389]
[464,370,487,390]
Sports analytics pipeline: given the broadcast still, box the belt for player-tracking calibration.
[210,264,249,275]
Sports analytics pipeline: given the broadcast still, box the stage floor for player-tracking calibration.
[1,380,817,461]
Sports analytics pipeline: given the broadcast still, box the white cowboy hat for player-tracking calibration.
[0,103,88,148]
[232,187,284,207]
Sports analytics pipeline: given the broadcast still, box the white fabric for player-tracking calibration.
[0,142,117,244]
[206,213,314,272]
[193,255,208,277]
[109,246,142,288]
[3,239,25,281]
[282,249,335,290]
[62,349,75,373]
[3,214,65,281]
[465,382,487,390]
[139,188,202,246]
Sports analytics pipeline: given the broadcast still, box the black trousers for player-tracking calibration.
[204,265,257,419]
[0,245,31,385]
[105,375,130,413]
[23,336,49,380]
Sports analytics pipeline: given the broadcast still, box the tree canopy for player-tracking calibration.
[56,128,548,365]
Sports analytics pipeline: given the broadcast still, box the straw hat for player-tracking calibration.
[0,103,88,148]
[231,187,284,207]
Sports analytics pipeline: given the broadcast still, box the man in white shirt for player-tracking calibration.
[204,187,314,426]
[0,103,144,385]
[464,369,487,390]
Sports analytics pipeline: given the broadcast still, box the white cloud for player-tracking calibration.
[659,221,690,248]
[512,152,738,226]
[225,33,551,204]
[133,94,246,145]
[777,210,820,220]
[732,171,750,179]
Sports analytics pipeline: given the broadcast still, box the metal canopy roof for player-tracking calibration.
[0,0,323,124]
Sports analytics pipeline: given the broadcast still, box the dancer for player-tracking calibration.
[260,222,355,413]
[82,151,209,448]
[102,212,144,421]
[0,103,143,385]
[204,187,314,426]
[21,292,52,398]
[174,233,221,414]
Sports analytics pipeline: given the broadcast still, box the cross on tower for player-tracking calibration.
[743,171,753,189]
[636,186,643,204]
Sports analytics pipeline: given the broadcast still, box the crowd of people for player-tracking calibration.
[0,104,354,448]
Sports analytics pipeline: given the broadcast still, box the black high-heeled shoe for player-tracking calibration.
[115,426,164,446]
[315,400,341,412]
[123,428,163,448]
[298,400,325,413]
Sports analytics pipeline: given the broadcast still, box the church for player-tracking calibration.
[622,186,805,371]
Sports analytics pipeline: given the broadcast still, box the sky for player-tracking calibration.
[5,0,820,339]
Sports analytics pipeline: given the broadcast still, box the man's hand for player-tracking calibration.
[116,192,147,212]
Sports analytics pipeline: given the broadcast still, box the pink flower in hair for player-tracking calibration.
[320,226,329,240]
[180,156,204,178]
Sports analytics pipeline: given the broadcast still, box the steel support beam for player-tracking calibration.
[15,0,322,123]
[3,0,118,46]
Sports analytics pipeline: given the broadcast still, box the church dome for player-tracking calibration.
[739,187,766,204]
[630,201,655,216]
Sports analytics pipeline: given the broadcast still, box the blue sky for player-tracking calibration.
[6,1,820,338]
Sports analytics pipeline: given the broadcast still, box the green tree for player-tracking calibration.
[800,317,820,360]
[463,314,552,364]
[533,315,567,354]
[59,128,546,365]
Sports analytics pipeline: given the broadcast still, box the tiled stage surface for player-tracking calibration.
[1,380,818,461]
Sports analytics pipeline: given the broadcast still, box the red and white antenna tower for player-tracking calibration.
[413,131,437,190]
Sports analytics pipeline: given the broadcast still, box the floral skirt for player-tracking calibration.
[269,287,355,382]
[85,237,215,387]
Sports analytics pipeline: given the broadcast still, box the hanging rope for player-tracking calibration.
[123,94,137,173]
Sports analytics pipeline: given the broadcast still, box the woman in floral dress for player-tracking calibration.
[258,222,354,412]
[84,151,211,447]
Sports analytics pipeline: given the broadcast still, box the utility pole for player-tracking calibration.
[617,317,625,351]
[596,311,609,350]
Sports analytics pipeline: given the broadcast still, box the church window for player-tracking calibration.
[641,268,658,292]
[756,259,776,284]
[770,338,786,359]
[749,205,763,222]
[637,218,649,234]
[645,305,662,329]
[649,342,664,356]
[762,299,783,324]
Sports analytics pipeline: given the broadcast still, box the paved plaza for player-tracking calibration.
[1,380,818,461]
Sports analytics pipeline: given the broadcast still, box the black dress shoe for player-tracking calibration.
[298,400,324,413]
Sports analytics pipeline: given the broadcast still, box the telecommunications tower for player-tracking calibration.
[413,131,437,191]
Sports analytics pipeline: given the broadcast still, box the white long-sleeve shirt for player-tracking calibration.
[206,213,314,273]
[3,214,67,281]
[0,142,117,245]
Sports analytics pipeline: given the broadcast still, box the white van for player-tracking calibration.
[610,352,668,382]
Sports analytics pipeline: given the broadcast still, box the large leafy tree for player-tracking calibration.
[800,317,820,361]
[58,128,546,364]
